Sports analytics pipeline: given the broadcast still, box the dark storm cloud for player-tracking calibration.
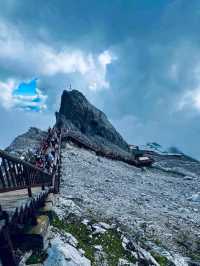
[0,0,174,50]
[0,0,200,159]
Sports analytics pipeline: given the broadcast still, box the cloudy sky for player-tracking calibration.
[0,0,200,159]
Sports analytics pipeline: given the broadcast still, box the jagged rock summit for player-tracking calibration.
[56,89,130,152]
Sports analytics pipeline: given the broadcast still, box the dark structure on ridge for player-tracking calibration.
[56,90,130,152]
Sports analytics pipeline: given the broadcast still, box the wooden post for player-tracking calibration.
[0,226,17,266]
[24,167,32,197]
[58,165,61,193]
[27,187,32,198]
[0,168,6,189]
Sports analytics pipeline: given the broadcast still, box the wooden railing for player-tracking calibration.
[0,190,51,266]
[10,190,50,228]
[62,129,154,167]
[0,150,52,196]
[0,127,62,266]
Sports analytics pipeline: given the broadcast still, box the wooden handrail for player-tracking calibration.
[62,129,154,167]
[0,150,51,176]
[0,148,53,195]
[0,127,62,266]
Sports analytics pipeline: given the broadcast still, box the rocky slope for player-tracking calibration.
[59,141,200,266]
[8,126,200,266]
[5,90,200,265]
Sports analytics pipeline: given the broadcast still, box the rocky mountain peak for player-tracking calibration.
[57,89,130,152]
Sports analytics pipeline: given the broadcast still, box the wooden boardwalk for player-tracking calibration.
[0,127,62,266]
[0,187,42,215]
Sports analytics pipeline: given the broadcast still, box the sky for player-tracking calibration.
[0,0,200,159]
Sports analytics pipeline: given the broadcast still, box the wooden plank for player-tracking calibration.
[7,161,16,188]
[0,182,52,193]
[0,187,42,214]
[2,159,11,188]
[0,226,17,266]
[0,168,6,189]
[0,150,51,178]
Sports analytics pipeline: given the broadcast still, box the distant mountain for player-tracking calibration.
[5,127,46,158]
[140,142,184,156]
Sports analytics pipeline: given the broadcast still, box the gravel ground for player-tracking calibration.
[61,142,200,258]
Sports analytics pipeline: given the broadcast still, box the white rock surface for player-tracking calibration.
[54,197,82,219]
[92,224,107,235]
[65,233,78,248]
[118,258,136,266]
[98,222,112,230]
[189,192,200,202]
[44,235,91,266]
[94,245,103,251]
[60,142,200,260]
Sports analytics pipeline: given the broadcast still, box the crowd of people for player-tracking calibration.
[33,127,61,174]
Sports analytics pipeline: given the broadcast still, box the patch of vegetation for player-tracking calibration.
[175,230,200,261]
[154,238,162,246]
[176,231,192,250]
[190,253,200,262]
[51,213,96,264]
[150,251,169,266]
[95,230,136,266]
[51,212,136,265]
[26,250,48,265]
[174,231,200,265]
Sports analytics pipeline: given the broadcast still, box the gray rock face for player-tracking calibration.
[57,90,130,152]
[5,127,47,157]
[61,141,200,265]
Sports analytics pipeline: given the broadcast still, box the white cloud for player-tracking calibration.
[0,20,116,92]
[98,50,113,66]
[0,79,47,111]
[194,91,200,109]
[41,48,116,91]
[0,79,17,109]
[14,88,47,111]
[178,88,200,112]
[177,63,200,112]
[87,50,117,91]
[41,48,90,75]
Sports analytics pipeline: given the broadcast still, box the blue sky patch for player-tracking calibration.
[13,79,47,112]
[14,79,38,96]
